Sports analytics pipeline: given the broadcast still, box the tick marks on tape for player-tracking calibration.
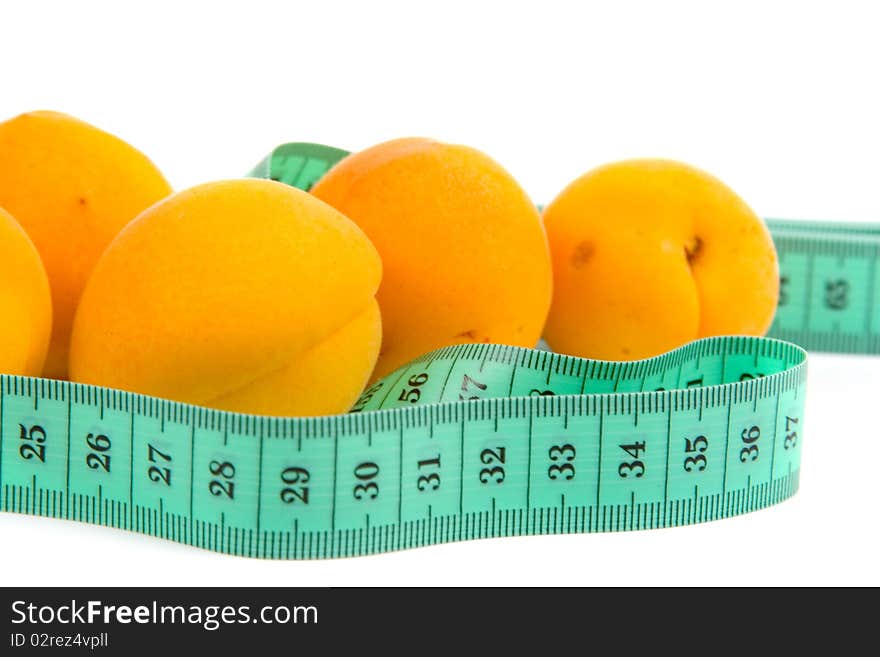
[1,335,806,558]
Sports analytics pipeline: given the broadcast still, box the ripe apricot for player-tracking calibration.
[69,179,382,417]
[542,159,779,361]
[0,110,172,379]
[312,138,552,378]
[0,207,52,376]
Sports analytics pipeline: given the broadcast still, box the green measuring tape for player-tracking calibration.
[0,143,873,559]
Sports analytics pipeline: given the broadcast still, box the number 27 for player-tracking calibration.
[148,444,172,486]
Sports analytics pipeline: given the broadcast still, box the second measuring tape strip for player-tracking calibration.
[0,142,874,559]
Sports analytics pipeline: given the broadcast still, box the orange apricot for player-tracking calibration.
[0,207,52,376]
[0,111,172,378]
[542,159,779,361]
[69,179,382,417]
[312,138,553,379]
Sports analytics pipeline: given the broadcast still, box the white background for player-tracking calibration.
[0,0,878,586]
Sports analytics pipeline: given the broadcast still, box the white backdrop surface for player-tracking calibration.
[0,0,877,586]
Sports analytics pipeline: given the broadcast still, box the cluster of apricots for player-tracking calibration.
[0,111,779,416]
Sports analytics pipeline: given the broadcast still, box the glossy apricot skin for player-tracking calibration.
[542,159,779,361]
[69,179,382,417]
[0,110,172,378]
[312,138,553,379]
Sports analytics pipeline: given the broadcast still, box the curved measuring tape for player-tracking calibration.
[0,337,806,559]
[0,143,871,560]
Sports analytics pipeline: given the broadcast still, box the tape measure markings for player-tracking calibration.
[766,218,880,237]
[249,142,350,191]
[769,228,880,352]
[1,335,804,558]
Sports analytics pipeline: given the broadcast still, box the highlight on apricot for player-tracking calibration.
[69,178,382,417]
